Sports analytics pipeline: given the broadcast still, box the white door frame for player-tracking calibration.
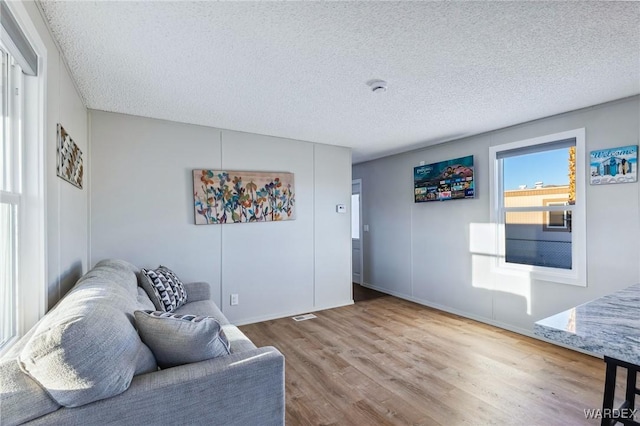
[352,179,363,285]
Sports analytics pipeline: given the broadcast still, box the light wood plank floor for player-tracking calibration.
[240,295,626,425]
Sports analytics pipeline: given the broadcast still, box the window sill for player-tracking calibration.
[492,261,586,287]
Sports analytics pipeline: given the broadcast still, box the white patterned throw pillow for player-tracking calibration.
[158,265,187,307]
[140,266,187,312]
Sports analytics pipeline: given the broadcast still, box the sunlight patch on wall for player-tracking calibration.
[469,222,532,315]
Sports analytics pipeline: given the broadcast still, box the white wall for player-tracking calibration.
[19,2,89,310]
[89,111,352,324]
[353,96,640,334]
[314,143,353,309]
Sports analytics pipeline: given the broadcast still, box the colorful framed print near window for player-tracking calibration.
[56,124,83,189]
[193,170,295,224]
[590,145,637,185]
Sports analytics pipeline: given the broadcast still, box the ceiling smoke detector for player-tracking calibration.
[367,79,388,93]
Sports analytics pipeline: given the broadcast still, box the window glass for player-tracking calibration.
[504,210,572,270]
[0,4,45,353]
[502,146,573,206]
[499,144,575,270]
[1,48,9,192]
[0,202,16,347]
[0,45,22,351]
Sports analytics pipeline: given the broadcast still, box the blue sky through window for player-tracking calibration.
[503,148,570,191]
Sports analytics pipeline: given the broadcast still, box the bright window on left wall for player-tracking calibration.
[0,0,45,353]
[0,45,19,349]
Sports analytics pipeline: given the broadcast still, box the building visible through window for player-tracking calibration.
[490,129,585,286]
[501,146,574,269]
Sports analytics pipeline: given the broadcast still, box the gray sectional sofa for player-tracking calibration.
[0,259,285,425]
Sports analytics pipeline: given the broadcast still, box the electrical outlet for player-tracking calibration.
[230,294,239,306]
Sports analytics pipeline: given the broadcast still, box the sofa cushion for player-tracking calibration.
[173,299,230,325]
[134,310,231,368]
[17,265,158,408]
[221,325,258,354]
[0,358,60,425]
[137,286,156,311]
[91,259,140,292]
[182,281,211,302]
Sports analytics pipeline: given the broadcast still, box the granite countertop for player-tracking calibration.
[534,283,640,366]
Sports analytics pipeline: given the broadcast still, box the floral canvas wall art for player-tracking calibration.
[193,170,295,224]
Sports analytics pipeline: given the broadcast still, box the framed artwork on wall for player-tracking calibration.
[590,145,637,185]
[56,124,83,189]
[193,170,295,224]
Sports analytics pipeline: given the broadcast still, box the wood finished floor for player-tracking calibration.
[240,294,627,425]
[353,282,387,303]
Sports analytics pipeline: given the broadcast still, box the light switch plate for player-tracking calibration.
[336,204,347,213]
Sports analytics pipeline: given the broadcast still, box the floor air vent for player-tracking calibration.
[292,313,317,322]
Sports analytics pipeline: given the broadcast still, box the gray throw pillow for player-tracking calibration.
[134,310,230,369]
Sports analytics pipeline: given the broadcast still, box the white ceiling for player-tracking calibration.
[39,1,640,164]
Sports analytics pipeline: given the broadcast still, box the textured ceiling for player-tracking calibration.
[39,1,640,163]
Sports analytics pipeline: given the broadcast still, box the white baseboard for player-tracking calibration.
[234,299,354,326]
[361,282,601,359]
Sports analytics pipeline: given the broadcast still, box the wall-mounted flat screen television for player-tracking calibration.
[414,155,474,202]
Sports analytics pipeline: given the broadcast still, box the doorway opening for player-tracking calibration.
[352,179,362,285]
[352,179,384,302]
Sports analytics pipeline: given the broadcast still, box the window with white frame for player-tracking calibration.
[489,129,586,286]
[0,0,45,353]
[0,45,22,349]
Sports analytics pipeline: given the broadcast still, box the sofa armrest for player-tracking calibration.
[183,281,211,302]
[26,346,285,425]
